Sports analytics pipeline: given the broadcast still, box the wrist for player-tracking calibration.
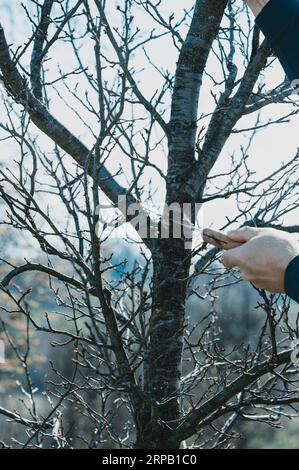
[284,254,299,303]
[245,0,270,16]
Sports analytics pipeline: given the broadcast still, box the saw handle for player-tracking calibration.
[202,228,244,250]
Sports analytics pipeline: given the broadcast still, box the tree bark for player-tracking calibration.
[135,0,228,449]
[135,237,191,449]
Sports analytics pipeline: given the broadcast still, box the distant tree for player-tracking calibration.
[0,0,299,449]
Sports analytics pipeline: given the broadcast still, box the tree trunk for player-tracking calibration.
[134,0,228,449]
[135,236,191,449]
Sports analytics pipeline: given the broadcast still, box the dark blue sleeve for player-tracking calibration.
[255,0,299,82]
[285,255,299,303]
[255,1,299,303]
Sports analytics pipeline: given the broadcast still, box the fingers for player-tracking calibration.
[226,226,260,243]
[221,247,242,268]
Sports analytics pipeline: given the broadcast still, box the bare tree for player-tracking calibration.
[0,0,299,449]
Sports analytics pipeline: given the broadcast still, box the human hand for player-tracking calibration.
[221,226,299,293]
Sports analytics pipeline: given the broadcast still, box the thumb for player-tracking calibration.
[221,246,243,269]
[226,226,260,243]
